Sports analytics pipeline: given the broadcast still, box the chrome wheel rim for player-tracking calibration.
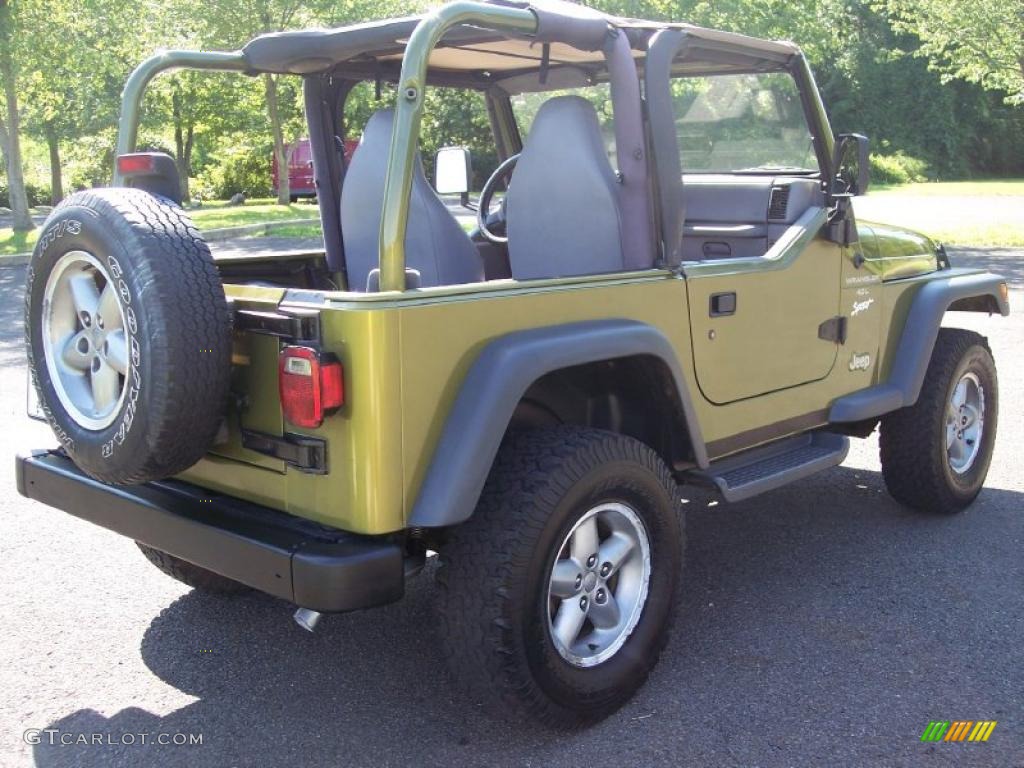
[42,250,129,430]
[946,371,985,475]
[546,502,651,668]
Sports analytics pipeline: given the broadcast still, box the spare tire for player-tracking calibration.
[25,188,231,485]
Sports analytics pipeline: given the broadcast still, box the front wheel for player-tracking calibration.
[436,427,684,728]
[880,328,998,513]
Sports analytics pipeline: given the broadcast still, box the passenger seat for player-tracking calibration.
[505,96,637,280]
[340,108,483,291]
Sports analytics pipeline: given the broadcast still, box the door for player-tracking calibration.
[685,216,842,404]
[647,60,844,404]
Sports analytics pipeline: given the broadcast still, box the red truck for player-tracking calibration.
[273,138,357,201]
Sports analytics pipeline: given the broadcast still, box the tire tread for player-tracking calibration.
[436,427,683,728]
[879,327,996,513]
[29,188,231,484]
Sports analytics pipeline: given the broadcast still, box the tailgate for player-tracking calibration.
[175,284,406,536]
[178,286,316,508]
[212,286,294,471]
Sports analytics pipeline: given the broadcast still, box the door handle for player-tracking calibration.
[702,241,732,257]
[709,292,736,317]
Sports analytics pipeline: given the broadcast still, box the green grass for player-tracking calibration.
[0,198,321,256]
[0,228,39,257]
[264,223,323,239]
[919,223,1024,247]
[870,180,1024,197]
[4,181,1023,256]
[856,179,1024,247]
[186,199,320,230]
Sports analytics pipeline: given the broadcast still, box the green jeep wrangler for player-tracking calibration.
[18,0,1010,727]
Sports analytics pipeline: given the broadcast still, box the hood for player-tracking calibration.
[858,220,940,281]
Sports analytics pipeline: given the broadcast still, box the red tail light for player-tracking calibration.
[278,346,344,428]
[116,153,157,175]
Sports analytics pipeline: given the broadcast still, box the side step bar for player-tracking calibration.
[685,432,849,502]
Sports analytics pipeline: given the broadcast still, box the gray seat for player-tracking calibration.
[505,96,627,280]
[340,108,483,291]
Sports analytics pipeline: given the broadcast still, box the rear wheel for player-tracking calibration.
[880,328,998,513]
[136,543,251,595]
[437,427,684,727]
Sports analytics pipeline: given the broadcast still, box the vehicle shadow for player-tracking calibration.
[32,464,1024,767]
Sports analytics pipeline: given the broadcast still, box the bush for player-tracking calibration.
[0,179,52,208]
[194,138,272,201]
[869,152,930,186]
[62,132,118,192]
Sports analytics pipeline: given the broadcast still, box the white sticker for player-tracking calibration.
[851,298,875,316]
[845,274,881,286]
[849,352,872,371]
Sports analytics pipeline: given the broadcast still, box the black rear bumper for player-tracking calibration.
[16,451,403,612]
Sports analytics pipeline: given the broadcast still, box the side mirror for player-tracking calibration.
[831,133,870,197]
[435,146,472,205]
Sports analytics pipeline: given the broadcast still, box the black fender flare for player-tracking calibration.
[407,319,706,528]
[830,269,1009,423]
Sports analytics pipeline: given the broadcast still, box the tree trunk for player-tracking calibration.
[46,124,64,205]
[264,73,290,205]
[172,89,193,201]
[0,0,35,231]
[182,126,194,202]
[172,125,193,202]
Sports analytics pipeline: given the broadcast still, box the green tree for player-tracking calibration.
[181,0,337,204]
[187,0,418,204]
[141,3,268,200]
[883,0,1024,104]
[0,0,34,230]
[144,72,265,201]
[16,0,140,205]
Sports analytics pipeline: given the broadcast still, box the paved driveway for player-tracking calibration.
[855,192,1024,248]
[0,252,1021,767]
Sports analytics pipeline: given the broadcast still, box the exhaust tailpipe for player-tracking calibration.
[293,607,322,632]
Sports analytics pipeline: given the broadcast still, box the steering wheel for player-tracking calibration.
[477,153,519,244]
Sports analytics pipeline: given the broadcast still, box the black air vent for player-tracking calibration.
[768,185,790,221]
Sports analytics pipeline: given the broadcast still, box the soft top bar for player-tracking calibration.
[242,0,614,76]
[521,0,611,50]
[377,1,540,291]
[114,50,247,181]
[113,0,816,291]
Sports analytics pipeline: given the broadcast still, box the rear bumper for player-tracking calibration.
[16,450,403,612]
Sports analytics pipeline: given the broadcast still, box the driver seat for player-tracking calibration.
[505,96,627,280]
[340,108,483,291]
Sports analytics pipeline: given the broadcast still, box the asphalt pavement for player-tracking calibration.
[0,251,1021,767]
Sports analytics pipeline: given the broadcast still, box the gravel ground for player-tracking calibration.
[0,252,1021,767]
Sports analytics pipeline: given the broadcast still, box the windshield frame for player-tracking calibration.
[643,28,835,267]
[669,70,821,177]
